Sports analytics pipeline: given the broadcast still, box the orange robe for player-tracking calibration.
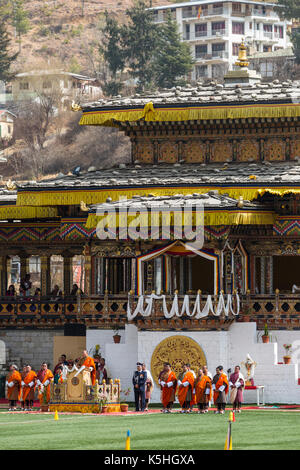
[6,370,22,401]
[178,371,195,407]
[83,356,96,385]
[160,370,177,408]
[213,373,229,403]
[195,374,212,403]
[37,369,54,405]
[22,370,37,401]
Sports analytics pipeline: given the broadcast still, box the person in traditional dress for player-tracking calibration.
[36,362,54,408]
[22,365,37,411]
[20,365,27,411]
[97,357,108,384]
[212,365,229,414]
[229,365,245,413]
[177,363,195,413]
[158,362,177,413]
[142,363,154,412]
[194,367,212,414]
[54,366,64,384]
[6,364,22,411]
[74,350,96,385]
[53,354,68,375]
[203,365,213,380]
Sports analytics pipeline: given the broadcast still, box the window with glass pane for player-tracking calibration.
[232,43,240,55]
[195,23,207,36]
[196,65,208,78]
[232,22,244,34]
[195,44,208,58]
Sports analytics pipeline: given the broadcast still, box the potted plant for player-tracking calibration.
[283,344,292,364]
[112,325,121,344]
[262,323,269,343]
[120,387,131,413]
[98,393,108,413]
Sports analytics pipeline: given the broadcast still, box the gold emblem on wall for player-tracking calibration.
[150,335,207,385]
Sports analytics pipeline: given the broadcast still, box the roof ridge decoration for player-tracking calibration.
[79,100,300,127]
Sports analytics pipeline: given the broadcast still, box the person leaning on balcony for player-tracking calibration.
[6,285,16,297]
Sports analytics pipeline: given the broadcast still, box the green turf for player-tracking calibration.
[0,410,299,450]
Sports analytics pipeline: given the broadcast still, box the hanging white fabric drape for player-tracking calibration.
[127,292,240,320]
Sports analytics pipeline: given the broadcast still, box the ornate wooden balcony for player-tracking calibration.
[0,292,299,330]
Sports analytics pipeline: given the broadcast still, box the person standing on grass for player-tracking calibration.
[212,365,229,414]
[158,362,177,413]
[177,363,195,413]
[132,362,147,412]
[6,364,22,411]
[142,363,154,411]
[229,365,245,413]
[36,362,54,408]
[195,367,212,414]
[22,365,37,411]
[20,365,27,411]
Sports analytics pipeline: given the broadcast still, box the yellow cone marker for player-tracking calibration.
[125,430,131,450]
[54,410,59,421]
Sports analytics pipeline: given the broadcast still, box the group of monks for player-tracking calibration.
[158,363,244,414]
[5,350,96,411]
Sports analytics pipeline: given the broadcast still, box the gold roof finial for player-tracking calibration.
[235,40,249,68]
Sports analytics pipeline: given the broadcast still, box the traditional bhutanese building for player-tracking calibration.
[1,49,300,403]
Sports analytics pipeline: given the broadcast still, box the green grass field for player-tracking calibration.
[0,410,299,450]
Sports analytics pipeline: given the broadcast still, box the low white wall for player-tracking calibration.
[86,323,300,404]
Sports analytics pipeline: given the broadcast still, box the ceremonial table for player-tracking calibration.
[245,385,265,406]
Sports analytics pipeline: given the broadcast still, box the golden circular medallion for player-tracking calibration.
[151,335,207,385]
[71,377,79,386]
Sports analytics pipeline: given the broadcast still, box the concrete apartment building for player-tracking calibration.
[151,0,292,80]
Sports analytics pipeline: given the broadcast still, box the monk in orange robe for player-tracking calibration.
[195,367,212,414]
[212,365,229,414]
[158,362,177,413]
[22,365,37,411]
[37,362,54,407]
[75,350,96,385]
[177,363,195,413]
[6,364,22,411]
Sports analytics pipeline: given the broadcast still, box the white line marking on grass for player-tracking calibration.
[0,416,96,425]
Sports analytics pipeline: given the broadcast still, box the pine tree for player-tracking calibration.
[11,0,30,52]
[99,10,125,96]
[122,0,159,91]
[276,0,300,63]
[0,22,18,83]
[153,13,194,88]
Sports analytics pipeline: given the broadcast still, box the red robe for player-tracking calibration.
[178,371,195,407]
[83,356,96,385]
[160,370,177,408]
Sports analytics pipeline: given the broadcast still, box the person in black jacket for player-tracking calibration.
[132,362,147,412]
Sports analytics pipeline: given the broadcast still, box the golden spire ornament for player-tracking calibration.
[235,40,249,68]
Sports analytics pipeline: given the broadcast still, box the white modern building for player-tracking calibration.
[151,0,292,80]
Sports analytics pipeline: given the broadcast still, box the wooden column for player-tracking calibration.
[84,246,92,296]
[20,254,28,282]
[0,256,8,296]
[40,255,51,296]
[63,255,73,295]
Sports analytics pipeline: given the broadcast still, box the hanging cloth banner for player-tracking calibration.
[127,292,240,320]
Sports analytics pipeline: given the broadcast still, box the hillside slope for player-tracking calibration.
[8,0,172,77]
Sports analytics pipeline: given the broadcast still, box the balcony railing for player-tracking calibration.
[211,50,228,58]
[212,29,227,36]
[182,7,226,18]
[0,293,299,329]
